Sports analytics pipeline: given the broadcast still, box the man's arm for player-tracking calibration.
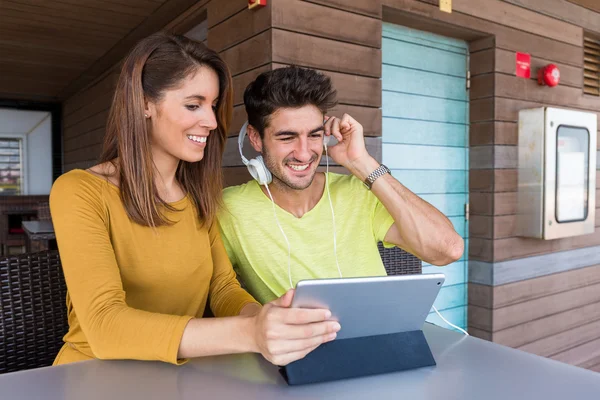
[324,114,464,266]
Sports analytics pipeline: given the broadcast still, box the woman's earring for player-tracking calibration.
[144,113,148,118]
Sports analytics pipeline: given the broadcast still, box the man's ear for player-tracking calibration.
[247,124,263,153]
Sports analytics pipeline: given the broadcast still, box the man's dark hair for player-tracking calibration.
[243,66,338,137]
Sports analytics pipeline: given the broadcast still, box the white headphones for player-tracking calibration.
[238,121,272,185]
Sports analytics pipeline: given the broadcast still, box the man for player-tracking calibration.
[219,66,463,304]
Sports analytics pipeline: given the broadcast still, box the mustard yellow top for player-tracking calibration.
[50,170,257,366]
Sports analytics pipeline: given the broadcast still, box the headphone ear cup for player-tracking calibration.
[249,156,272,185]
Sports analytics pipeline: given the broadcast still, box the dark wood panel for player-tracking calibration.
[470,48,494,76]
[552,337,600,367]
[469,237,493,262]
[272,29,381,78]
[4,0,147,30]
[384,4,486,42]
[492,229,600,262]
[64,110,110,141]
[46,0,157,16]
[503,0,600,35]
[492,281,600,331]
[231,64,272,106]
[470,192,493,215]
[208,0,247,28]
[470,215,493,239]
[470,74,494,100]
[470,98,494,123]
[495,97,600,125]
[273,0,381,48]
[567,0,600,14]
[494,264,600,309]
[224,165,349,188]
[208,3,271,52]
[468,283,493,308]
[273,63,382,108]
[382,0,583,67]
[467,327,492,341]
[494,169,518,193]
[470,122,493,146]
[306,0,382,18]
[495,74,600,113]
[220,30,272,77]
[470,169,493,192]
[64,143,102,164]
[63,128,104,153]
[469,36,495,53]
[494,300,600,349]
[64,71,119,117]
[495,49,583,89]
[451,0,583,47]
[58,0,206,100]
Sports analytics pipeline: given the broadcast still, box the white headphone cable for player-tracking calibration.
[263,183,294,289]
[324,141,343,279]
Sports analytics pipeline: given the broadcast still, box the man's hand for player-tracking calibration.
[324,113,379,181]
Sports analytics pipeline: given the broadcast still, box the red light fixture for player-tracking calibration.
[248,0,267,9]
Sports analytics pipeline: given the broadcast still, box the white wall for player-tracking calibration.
[0,108,53,195]
[27,115,52,194]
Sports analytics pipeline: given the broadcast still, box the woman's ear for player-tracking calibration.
[247,125,263,153]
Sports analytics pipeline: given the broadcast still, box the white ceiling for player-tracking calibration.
[0,108,50,135]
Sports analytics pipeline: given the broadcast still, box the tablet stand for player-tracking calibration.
[279,328,435,385]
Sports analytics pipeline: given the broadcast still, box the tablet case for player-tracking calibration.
[279,329,435,385]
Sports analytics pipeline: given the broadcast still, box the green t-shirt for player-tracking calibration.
[218,173,395,304]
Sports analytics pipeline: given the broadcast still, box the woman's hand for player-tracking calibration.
[249,290,340,366]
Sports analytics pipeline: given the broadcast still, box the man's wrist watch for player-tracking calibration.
[364,164,391,189]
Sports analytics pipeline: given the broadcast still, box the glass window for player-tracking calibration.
[0,138,23,195]
[555,126,589,223]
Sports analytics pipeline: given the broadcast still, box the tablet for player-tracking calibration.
[290,274,445,340]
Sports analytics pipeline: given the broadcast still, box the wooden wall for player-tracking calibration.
[381,0,600,372]
[213,0,383,186]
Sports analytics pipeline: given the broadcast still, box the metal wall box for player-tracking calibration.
[517,107,597,240]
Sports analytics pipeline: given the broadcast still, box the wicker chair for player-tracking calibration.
[379,242,422,275]
[0,250,68,374]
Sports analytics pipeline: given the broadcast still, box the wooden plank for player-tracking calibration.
[63,143,102,165]
[494,229,600,262]
[64,128,104,154]
[470,74,494,101]
[273,63,382,108]
[470,169,493,192]
[567,0,600,14]
[493,281,600,331]
[493,264,600,308]
[470,122,494,146]
[383,4,486,42]
[306,0,382,18]
[551,336,600,367]
[450,0,583,47]
[469,237,493,262]
[382,0,583,67]
[468,283,493,308]
[44,0,156,17]
[63,110,110,141]
[58,0,206,100]
[495,49,583,89]
[467,327,492,341]
[231,64,272,106]
[208,3,271,52]
[470,146,493,170]
[272,29,381,78]
[495,97,600,125]
[273,0,381,49]
[207,0,247,28]
[1,9,126,37]
[470,36,495,53]
[3,0,147,30]
[470,192,493,215]
[468,304,493,331]
[495,169,517,192]
[470,98,494,123]
[470,49,494,76]
[64,72,119,117]
[470,215,493,239]
[502,0,600,36]
[494,215,516,239]
[220,30,272,77]
[495,74,600,114]
[494,191,517,215]
[493,300,600,348]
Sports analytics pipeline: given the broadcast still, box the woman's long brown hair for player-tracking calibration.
[100,32,232,228]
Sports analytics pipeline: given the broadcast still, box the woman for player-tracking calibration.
[50,33,339,367]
